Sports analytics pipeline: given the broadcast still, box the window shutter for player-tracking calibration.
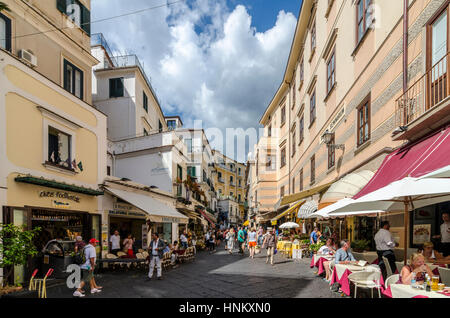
[81,4,91,36]
[56,0,67,14]
[109,79,114,97]
[118,78,124,97]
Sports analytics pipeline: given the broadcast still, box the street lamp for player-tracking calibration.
[321,130,345,150]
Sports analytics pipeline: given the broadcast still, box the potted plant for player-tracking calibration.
[308,242,325,255]
[350,239,371,252]
[0,224,40,298]
[300,239,310,249]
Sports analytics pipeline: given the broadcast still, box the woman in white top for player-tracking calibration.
[247,228,258,259]
[420,242,449,262]
[226,228,235,254]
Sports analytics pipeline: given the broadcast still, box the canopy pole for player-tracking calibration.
[404,200,409,265]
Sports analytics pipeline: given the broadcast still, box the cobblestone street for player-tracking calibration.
[47,246,340,298]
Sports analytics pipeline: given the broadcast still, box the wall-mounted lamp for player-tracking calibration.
[321,130,345,150]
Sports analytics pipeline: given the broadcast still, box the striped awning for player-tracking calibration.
[297,200,318,219]
[271,200,305,223]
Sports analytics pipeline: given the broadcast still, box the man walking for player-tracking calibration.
[147,233,166,281]
[374,221,398,279]
[73,238,101,297]
[237,227,246,255]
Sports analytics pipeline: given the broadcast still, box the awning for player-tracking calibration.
[15,175,103,196]
[198,209,216,228]
[177,209,202,221]
[105,187,188,224]
[319,170,374,209]
[297,200,318,218]
[279,181,334,206]
[354,127,450,199]
[271,200,305,223]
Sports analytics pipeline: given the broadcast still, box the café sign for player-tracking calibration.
[39,191,80,203]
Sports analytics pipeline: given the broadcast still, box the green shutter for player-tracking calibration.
[57,0,67,13]
[81,3,91,36]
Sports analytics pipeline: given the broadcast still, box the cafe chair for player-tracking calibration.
[29,269,39,291]
[136,253,145,270]
[382,256,393,277]
[438,267,450,286]
[385,274,400,288]
[106,253,119,270]
[34,268,54,298]
[395,261,406,273]
[162,252,171,270]
[117,251,127,257]
[348,271,382,298]
[138,249,144,253]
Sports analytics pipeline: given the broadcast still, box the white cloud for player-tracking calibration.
[92,0,297,162]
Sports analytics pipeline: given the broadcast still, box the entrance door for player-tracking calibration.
[428,7,448,108]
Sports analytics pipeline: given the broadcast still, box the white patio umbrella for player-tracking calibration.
[418,165,450,179]
[310,198,382,218]
[279,222,300,229]
[328,177,450,263]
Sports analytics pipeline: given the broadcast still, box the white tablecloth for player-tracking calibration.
[313,254,334,265]
[334,263,380,280]
[390,284,449,298]
[361,252,378,264]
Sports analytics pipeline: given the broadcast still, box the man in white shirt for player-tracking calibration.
[374,221,398,279]
[147,233,165,281]
[109,230,121,255]
[180,230,188,249]
[73,238,101,297]
[433,212,450,257]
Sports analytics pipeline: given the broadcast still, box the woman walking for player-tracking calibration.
[262,228,277,265]
[226,228,235,254]
[247,228,258,259]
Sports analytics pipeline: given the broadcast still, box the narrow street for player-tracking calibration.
[47,246,339,298]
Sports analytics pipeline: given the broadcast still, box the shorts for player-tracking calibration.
[248,241,257,248]
[81,269,93,284]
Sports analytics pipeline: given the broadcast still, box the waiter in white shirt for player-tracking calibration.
[433,212,450,257]
[374,221,398,280]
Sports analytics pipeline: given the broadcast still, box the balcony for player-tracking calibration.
[394,52,450,141]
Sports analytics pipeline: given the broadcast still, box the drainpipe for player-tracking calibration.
[403,0,409,123]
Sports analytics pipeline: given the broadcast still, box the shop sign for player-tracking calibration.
[148,215,188,224]
[109,210,147,218]
[39,191,80,203]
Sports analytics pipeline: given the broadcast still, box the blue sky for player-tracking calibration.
[92,0,300,162]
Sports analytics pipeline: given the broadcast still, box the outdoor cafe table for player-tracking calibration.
[330,263,384,296]
[310,254,334,275]
[389,284,450,298]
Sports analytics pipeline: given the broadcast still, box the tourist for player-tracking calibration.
[433,212,450,257]
[123,234,135,258]
[419,242,450,261]
[147,233,166,281]
[226,228,235,254]
[310,227,319,244]
[400,253,434,284]
[73,238,101,297]
[74,236,86,253]
[247,228,258,259]
[374,221,398,279]
[237,226,246,255]
[191,235,197,254]
[257,226,264,246]
[208,230,216,253]
[335,240,357,264]
[262,227,277,266]
[319,238,336,283]
[109,230,121,255]
[180,230,189,249]
[215,230,222,248]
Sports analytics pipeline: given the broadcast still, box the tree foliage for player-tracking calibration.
[0,224,41,284]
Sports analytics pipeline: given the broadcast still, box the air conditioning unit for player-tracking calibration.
[18,49,38,67]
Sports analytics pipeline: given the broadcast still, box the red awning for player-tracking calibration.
[198,209,215,228]
[354,127,450,199]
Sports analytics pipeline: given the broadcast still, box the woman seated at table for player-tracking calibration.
[400,253,434,285]
[320,239,336,283]
[419,242,450,262]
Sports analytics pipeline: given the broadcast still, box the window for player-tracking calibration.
[357,95,371,146]
[107,166,111,176]
[299,169,304,191]
[185,139,192,153]
[299,115,304,144]
[268,125,272,137]
[280,186,285,198]
[328,134,335,169]
[299,58,304,83]
[230,176,234,183]
[48,127,71,166]
[143,128,148,136]
[292,131,296,155]
[238,179,241,187]
[203,170,207,182]
[356,0,372,44]
[230,192,233,197]
[292,76,296,107]
[187,166,196,178]
[0,13,11,52]
[143,92,148,112]
[57,0,91,35]
[177,165,183,196]
[109,78,123,98]
[280,147,286,168]
[167,120,177,131]
[310,155,315,184]
[327,50,336,94]
[311,19,316,53]
[310,90,316,126]
[238,194,241,202]
[64,60,84,99]
[159,120,163,133]
[281,105,286,126]
[292,177,295,194]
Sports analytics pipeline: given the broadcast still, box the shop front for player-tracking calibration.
[3,174,103,284]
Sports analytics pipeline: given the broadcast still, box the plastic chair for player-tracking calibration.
[385,274,400,288]
[138,249,144,253]
[34,268,53,298]
[348,271,382,298]
[438,267,450,286]
[382,256,393,277]
[284,243,292,258]
[29,269,38,291]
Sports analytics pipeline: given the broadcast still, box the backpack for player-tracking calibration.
[73,246,86,265]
